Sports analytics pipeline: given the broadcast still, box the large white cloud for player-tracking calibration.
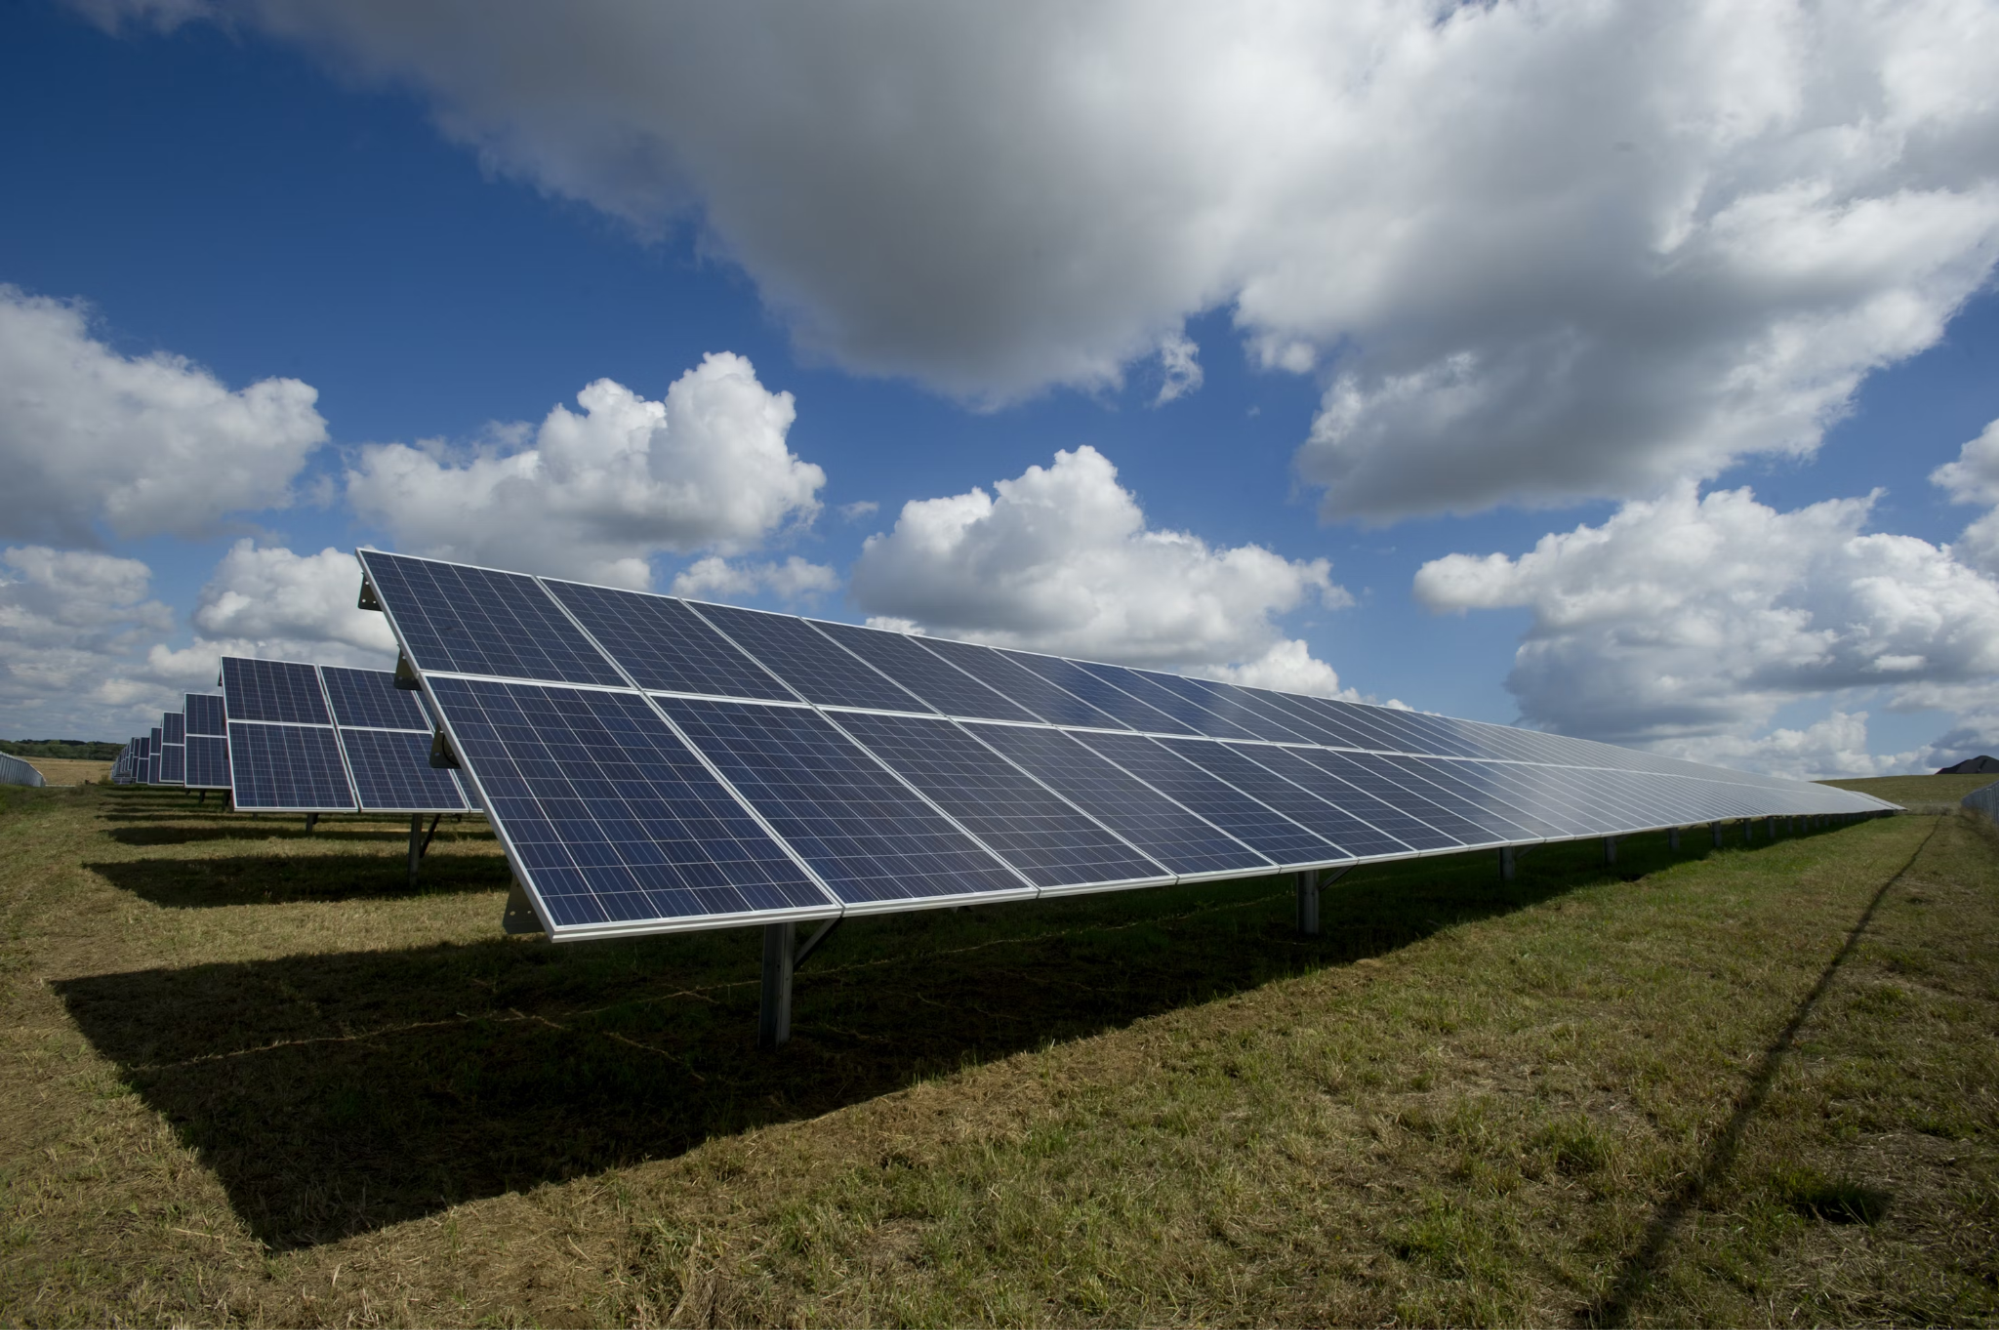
[1413,484,1999,770]
[345,353,825,587]
[0,546,176,736]
[1933,417,1999,573]
[850,445,1351,693]
[0,286,327,543]
[84,0,1999,515]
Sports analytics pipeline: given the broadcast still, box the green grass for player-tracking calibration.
[1822,772,1999,813]
[1,779,1994,1325]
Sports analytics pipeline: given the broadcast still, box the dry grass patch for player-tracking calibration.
[1822,772,1998,814]
[1,780,1994,1326]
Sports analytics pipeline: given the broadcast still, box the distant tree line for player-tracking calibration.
[0,739,123,761]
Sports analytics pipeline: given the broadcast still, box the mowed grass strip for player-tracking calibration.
[0,778,1991,1326]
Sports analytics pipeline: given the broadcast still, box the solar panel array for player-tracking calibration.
[219,658,475,815]
[357,549,1897,943]
[147,727,162,785]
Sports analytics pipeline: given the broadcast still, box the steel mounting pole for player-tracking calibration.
[760,921,796,1049]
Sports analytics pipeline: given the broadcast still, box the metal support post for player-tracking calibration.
[759,921,796,1050]
[304,812,318,834]
[1668,827,1680,851]
[1297,870,1321,935]
[1499,846,1516,881]
[1711,821,1722,847]
[1603,836,1617,865]
[1764,817,1774,840]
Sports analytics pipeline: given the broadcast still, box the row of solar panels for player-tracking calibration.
[353,549,1897,943]
[109,662,477,815]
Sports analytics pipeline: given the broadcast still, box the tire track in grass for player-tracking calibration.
[1585,816,1940,1328]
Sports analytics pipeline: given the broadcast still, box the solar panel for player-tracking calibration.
[543,579,796,701]
[162,712,185,745]
[1068,730,1348,868]
[832,710,1168,889]
[356,547,1900,956]
[656,697,1031,909]
[687,602,933,713]
[185,693,226,737]
[909,635,1132,729]
[226,722,356,812]
[810,620,1041,723]
[321,666,432,730]
[359,549,625,686]
[965,723,1273,881]
[185,735,231,790]
[429,677,832,932]
[148,727,161,784]
[221,658,331,725]
[158,737,185,785]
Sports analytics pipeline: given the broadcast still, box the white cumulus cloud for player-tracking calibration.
[346,352,825,587]
[0,285,327,543]
[850,444,1350,690]
[671,554,839,604]
[81,0,1999,515]
[1933,416,1999,573]
[1413,484,1999,772]
[0,546,178,737]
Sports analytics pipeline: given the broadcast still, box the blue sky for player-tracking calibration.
[3,1,1997,776]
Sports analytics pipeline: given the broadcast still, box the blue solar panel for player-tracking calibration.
[184,694,226,737]
[1226,743,1462,852]
[185,735,231,790]
[148,728,161,784]
[1288,749,1501,847]
[359,550,625,686]
[1069,662,1265,741]
[339,728,470,813]
[657,697,1030,907]
[427,678,833,931]
[811,620,1041,723]
[542,579,797,701]
[1365,754,1558,839]
[226,723,356,811]
[158,744,185,785]
[1068,730,1347,867]
[1247,692,1382,748]
[689,602,934,713]
[834,711,1167,889]
[966,723,1271,879]
[321,666,431,730]
[222,658,331,725]
[1149,739,1411,859]
[999,651,1201,735]
[909,635,1131,729]
[1401,758,1593,837]
[162,712,185,745]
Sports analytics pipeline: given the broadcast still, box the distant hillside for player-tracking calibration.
[0,739,124,761]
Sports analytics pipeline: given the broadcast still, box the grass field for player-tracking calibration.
[15,758,113,787]
[1,776,1994,1326]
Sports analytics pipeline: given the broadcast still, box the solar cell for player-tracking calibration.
[810,620,1040,722]
[148,727,162,784]
[1125,671,1320,743]
[185,735,231,790]
[162,712,186,745]
[1294,750,1510,846]
[966,723,1272,880]
[997,652,1201,735]
[834,711,1167,888]
[657,697,1031,908]
[359,549,625,686]
[322,665,432,730]
[1069,730,1347,867]
[1229,687,1373,747]
[687,602,933,713]
[543,579,797,701]
[427,677,835,933]
[222,657,331,725]
[184,694,226,737]
[340,729,469,813]
[1371,755,1568,838]
[1237,744,1466,851]
[226,723,357,811]
[908,635,1131,729]
[158,743,185,785]
[1069,661,1265,740]
[1154,739,1413,858]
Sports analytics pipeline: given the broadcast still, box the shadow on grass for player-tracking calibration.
[51,835,1700,1252]
[86,847,514,907]
[105,821,492,847]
